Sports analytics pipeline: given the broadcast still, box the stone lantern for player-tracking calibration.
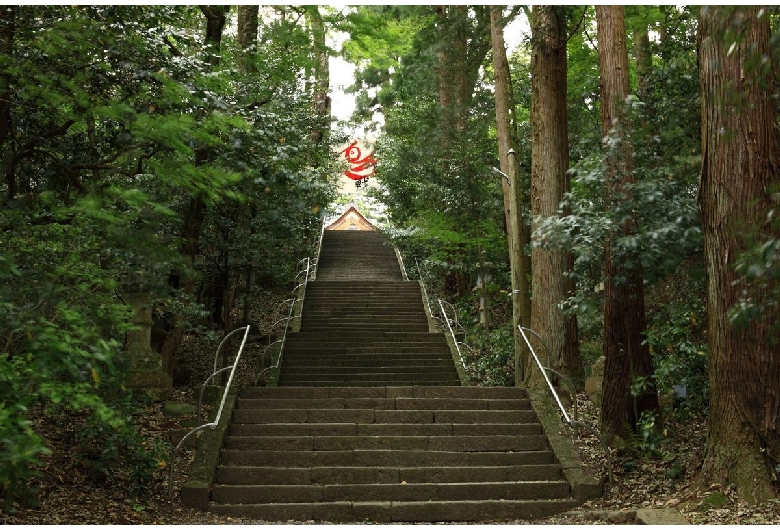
[122,272,172,399]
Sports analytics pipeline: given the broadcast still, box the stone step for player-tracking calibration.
[228,423,543,437]
[219,449,557,467]
[284,339,448,346]
[279,365,461,375]
[283,349,452,357]
[277,380,461,387]
[230,408,540,424]
[301,313,428,324]
[281,361,454,369]
[281,349,453,357]
[211,480,571,504]
[300,324,430,332]
[306,283,422,291]
[235,397,531,410]
[216,464,561,485]
[276,377,460,387]
[238,386,528,399]
[275,371,460,384]
[223,434,549,452]
[280,358,453,366]
[207,499,580,523]
[284,331,445,341]
[301,309,425,316]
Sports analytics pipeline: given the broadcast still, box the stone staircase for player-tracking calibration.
[198,229,589,522]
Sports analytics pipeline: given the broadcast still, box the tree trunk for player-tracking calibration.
[490,6,531,384]
[634,26,652,102]
[698,5,780,504]
[237,5,258,73]
[308,6,330,144]
[200,5,229,67]
[595,5,659,439]
[490,7,516,247]
[529,5,583,388]
[1,5,16,205]
[436,6,456,150]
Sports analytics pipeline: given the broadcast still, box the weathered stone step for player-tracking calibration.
[305,285,422,292]
[211,480,570,504]
[300,317,426,324]
[220,449,557,467]
[276,371,459,384]
[207,498,580,522]
[216,464,561,485]
[281,357,453,367]
[238,386,528,400]
[223,434,549,452]
[281,350,453,357]
[284,331,445,341]
[283,342,449,351]
[279,365,458,375]
[230,408,539,424]
[277,380,460,387]
[228,422,542,437]
[303,298,423,305]
[304,302,425,318]
[305,322,428,332]
[235,397,531,410]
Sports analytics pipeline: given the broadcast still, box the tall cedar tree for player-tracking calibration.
[237,5,259,73]
[595,5,659,438]
[529,5,583,387]
[490,6,531,384]
[698,5,780,504]
[308,6,330,144]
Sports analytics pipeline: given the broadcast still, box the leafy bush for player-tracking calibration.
[73,396,169,494]
[644,264,709,415]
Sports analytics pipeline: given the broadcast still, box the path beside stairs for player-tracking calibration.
[203,229,582,522]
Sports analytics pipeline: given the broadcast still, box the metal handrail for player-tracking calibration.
[254,257,311,384]
[437,299,468,371]
[311,219,326,280]
[517,326,578,423]
[414,259,442,327]
[518,325,613,483]
[395,246,408,281]
[168,325,251,499]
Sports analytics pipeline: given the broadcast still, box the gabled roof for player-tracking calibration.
[325,206,376,231]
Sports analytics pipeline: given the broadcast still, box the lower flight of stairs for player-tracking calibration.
[206,386,581,522]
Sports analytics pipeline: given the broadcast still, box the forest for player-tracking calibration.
[1,4,779,523]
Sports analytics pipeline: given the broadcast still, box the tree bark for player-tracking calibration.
[698,5,780,504]
[200,5,229,67]
[490,6,531,384]
[595,5,659,439]
[237,5,258,73]
[308,6,330,144]
[490,6,515,246]
[1,5,16,205]
[529,5,583,388]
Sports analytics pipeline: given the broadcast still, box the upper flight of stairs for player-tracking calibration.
[280,230,461,387]
[201,229,584,522]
